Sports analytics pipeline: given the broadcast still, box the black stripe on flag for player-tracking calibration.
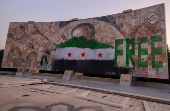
[51,59,132,76]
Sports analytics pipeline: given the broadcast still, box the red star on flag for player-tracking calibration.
[98,52,103,58]
[81,52,86,57]
[67,52,72,57]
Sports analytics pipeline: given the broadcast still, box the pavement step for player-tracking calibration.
[101,94,116,103]
[1,81,43,88]
[50,85,74,92]
[31,84,53,90]
[76,91,91,97]
[62,89,79,95]
[148,102,170,111]
[0,76,43,88]
[47,81,170,105]
[74,91,129,109]
[30,87,79,95]
[143,101,151,111]
[85,91,126,105]
[30,87,62,94]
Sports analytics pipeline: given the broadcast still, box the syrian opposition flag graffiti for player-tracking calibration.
[54,48,114,60]
[51,36,130,75]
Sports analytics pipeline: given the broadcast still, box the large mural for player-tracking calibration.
[2,3,168,79]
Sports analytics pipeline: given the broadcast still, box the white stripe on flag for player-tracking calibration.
[54,47,114,60]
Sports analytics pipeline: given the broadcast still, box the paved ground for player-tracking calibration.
[0,76,42,88]
[22,75,170,100]
[0,83,131,111]
[0,75,170,111]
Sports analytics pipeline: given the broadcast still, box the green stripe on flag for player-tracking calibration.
[57,36,114,49]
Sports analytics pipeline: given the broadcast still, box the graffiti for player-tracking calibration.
[115,36,163,68]
[126,38,135,67]
[105,70,116,75]
[114,39,123,67]
[2,3,168,79]
[151,35,163,68]
[9,102,104,111]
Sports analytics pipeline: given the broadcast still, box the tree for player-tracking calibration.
[167,45,170,80]
[0,49,4,68]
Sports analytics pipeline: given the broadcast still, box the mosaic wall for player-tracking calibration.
[2,3,168,79]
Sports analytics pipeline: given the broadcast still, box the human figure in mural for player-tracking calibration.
[31,59,36,70]
[6,48,21,68]
[40,56,48,70]
[26,52,37,70]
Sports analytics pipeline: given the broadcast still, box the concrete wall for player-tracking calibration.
[2,3,168,79]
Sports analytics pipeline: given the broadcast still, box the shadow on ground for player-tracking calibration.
[9,102,104,111]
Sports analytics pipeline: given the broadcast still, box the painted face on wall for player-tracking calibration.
[71,23,95,40]
[72,26,91,40]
